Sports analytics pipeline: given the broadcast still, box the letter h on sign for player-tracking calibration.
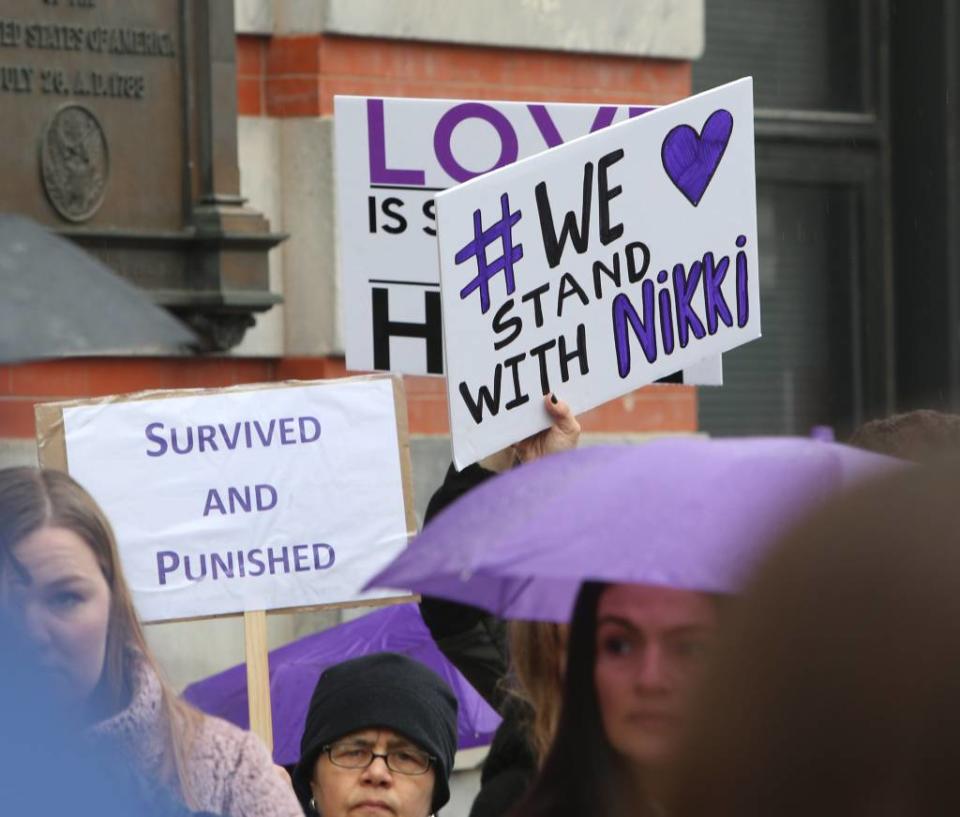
[371,287,444,374]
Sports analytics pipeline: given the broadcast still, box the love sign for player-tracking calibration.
[334,94,723,385]
[435,79,760,468]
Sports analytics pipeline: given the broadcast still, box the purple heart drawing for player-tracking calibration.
[661,109,734,207]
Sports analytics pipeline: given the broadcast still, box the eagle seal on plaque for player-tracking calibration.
[39,104,110,223]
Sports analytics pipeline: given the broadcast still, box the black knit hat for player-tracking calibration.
[293,652,459,814]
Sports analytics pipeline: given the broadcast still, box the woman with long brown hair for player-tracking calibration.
[0,466,301,817]
[513,582,721,817]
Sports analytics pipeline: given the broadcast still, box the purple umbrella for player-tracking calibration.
[366,437,902,621]
[183,603,501,765]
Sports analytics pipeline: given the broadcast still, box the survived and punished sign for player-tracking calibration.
[436,79,760,468]
[38,377,412,622]
[334,94,722,385]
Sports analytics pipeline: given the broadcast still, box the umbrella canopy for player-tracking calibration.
[0,214,195,361]
[366,437,902,621]
[183,603,501,766]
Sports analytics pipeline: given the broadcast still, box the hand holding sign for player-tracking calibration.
[435,79,760,468]
[514,394,581,464]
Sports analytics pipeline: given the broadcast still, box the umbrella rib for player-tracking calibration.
[498,575,536,616]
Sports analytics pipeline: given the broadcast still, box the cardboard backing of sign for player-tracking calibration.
[36,375,417,751]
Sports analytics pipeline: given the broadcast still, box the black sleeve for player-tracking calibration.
[424,463,496,523]
[469,700,538,817]
[419,462,511,709]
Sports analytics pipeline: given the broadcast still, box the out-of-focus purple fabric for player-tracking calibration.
[367,437,901,621]
[183,603,501,765]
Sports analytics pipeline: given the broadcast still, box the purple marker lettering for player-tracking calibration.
[528,104,564,148]
[612,284,658,378]
[590,106,617,131]
[657,269,675,355]
[434,102,519,182]
[367,98,425,185]
[672,261,707,347]
[701,252,733,335]
[736,235,749,327]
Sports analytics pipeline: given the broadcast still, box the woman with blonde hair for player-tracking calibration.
[419,395,580,817]
[505,621,567,763]
[0,466,301,817]
[458,620,568,817]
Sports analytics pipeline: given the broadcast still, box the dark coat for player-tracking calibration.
[419,463,510,709]
[419,463,538,817]
[468,699,537,817]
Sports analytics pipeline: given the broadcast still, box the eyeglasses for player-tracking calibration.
[323,743,435,776]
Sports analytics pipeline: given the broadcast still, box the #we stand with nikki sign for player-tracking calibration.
[435,79,761,468]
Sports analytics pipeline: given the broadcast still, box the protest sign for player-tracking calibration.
[435,79,760,468]
[334,94,722,384]
[35,376,415,622]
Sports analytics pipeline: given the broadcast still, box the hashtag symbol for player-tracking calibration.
[455,193,524,315]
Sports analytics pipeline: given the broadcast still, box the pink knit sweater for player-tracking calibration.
[91,659,302,817]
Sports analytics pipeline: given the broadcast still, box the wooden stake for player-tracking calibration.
[244,609,273,752]
[33,375,418,758]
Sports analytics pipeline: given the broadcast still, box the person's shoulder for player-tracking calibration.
[190,713,278,773]
[424,461,494,523]
[193,712,258,755]
[189,714,302,816]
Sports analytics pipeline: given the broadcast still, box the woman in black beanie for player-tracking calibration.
[293,652,459,817]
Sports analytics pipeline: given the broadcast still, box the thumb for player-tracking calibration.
[545,393,581,435]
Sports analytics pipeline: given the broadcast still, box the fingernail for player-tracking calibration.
[550,393,558,405]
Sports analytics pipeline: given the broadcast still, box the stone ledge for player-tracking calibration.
[248,0,704,59]
[321,0,703,60]
[234,0,274,35]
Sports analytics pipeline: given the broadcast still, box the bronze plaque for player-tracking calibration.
[0,0,283,351]
[0,0,184,230]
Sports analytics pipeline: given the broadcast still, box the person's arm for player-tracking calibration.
[419,460,509,706]
[419,395,580,711]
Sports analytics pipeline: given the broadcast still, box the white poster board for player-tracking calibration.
[334,94,722,384]
[436,79,761,468]
[55,378,411,622]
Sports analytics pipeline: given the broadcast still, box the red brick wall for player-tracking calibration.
[0,35,697,442]
[0,357,694,438]
[236,35,692,117]
[0,358,340,438]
